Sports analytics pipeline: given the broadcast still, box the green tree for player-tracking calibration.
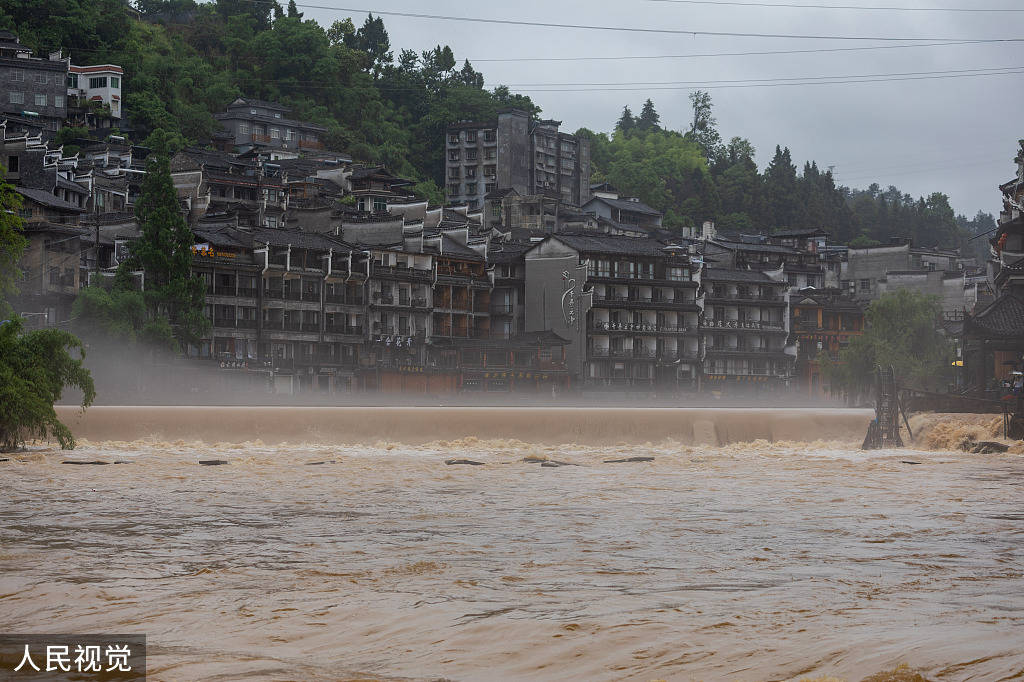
[637,99,660,132]
[132,148,209,349]
[687,90,723,163]
[763,145,799,230]
[616,106,636,136]
[0,317,96,450]
[823,290,951,401]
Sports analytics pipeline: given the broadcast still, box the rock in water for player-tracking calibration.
[522,456,547,463]
[971,441,1010,454]
[198,460,229,466]
[603,456,655,463]
[61,460,110,465]
[445,459,485,466]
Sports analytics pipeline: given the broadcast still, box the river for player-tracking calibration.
[0,407,1021,681]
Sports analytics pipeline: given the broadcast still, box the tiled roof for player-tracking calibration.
[440,234,483,260]
[713,239,800,255]
[771,228,828,238]
[966,293,1024,339]
[550,233,678,257]
[585,196,662,217]
[16,187,86,212]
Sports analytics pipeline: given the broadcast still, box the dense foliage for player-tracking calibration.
[588,96,994,250]
[0,317,96,450]
[822,290,952,401]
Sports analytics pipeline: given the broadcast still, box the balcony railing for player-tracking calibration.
[325,325,363,336]
[301,291,321,302]
[592,322,690,333]
[238,287,257,298]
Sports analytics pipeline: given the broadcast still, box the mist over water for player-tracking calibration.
[2,408,1022,681]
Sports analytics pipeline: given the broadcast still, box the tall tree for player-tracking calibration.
[637,99,660,132]
[763,145,799,229]
[616,106,636,136]
[287,0,302,18]
[132,141,209,349]
[687,90,723,163]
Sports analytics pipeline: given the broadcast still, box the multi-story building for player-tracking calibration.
[524,234,703,392]
[700,268,794,392]
[0,32,69,135]
[790,288,864,398]
[171,148,288,229]
[445,109,591,210]
[215,97,327,153]
[66,63,124,128]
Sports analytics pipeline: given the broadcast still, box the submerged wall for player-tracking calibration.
[54,406,872,446]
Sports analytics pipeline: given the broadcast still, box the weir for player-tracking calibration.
[54,406,873,446]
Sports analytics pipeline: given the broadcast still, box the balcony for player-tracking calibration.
[592,322,690,334]
[325,324,363,336]
[412,297,429,309]
[213,317,236,329]
[325,293,364,306]
[264,289,285,300]
[252,133,272,144]
[491,303,514,315]
[302,291,321,302]
[238,287,257,298]
[298,139,324,150]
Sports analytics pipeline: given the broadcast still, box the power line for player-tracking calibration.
[644,0,1024,12]
[244,2,1024,42]
[494,64,1024,87]
[471,40,991,62]
[500,67,1024,91]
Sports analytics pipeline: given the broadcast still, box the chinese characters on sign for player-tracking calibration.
[1,635,145,680]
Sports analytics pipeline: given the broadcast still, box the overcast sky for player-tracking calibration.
[296,0,1022,218]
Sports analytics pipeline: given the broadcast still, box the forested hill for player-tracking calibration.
[0,0,995,253]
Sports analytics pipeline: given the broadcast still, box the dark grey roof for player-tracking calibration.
[488,242,531,263]
[713,239,800,255]
[704,267,779,284]
[966,293,1024,339]
[551,233,679,257]
[585,195,662,217]
[771,228,828,239]
[250,226,351,251]
[16,187,86,212]
[440,235,482,260]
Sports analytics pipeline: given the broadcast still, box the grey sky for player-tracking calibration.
[298,0,1022,218]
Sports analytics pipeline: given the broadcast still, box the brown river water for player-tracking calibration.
[1,407,1022,681]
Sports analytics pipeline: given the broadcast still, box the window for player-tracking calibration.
[54,95,64,108]
[33,73,47,85]
[34,93,46,107]
[491,203,501,218]
[9,70,23,82]
[285,129,293,140]
[859,278,870,292]
[448,167,460,179]
[7,155,18,173]
[239,123,249,135]
[448,133,460,144]
[270,128,280,139]
[485,183,496,193]
[484,130,496,143]
[89,76,107,88]
[466,149,478,161]
[9,91,22,105]
[466,131,477,143]
[111,76,119,88]
[67,73,78,88]
[448,183,460,196]
[373,197,386,213]
[466,183,478,194]
[485,148,496,160]
[484,165,496,177]
[465,166,476,179]
[448,150,460,161]
[274,112,281,118]
[468,199,479,209]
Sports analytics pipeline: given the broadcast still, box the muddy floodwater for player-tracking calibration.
[1,407,1022,681]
